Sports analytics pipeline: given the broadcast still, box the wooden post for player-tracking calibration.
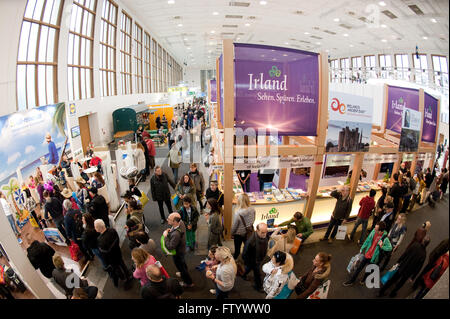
[390,154,402,182]
[381,84,388,133]
[304,52,328,219]
[349,153,364,199]
[373,163,381,180]
[278,136,290,188]
[222,39,235,240]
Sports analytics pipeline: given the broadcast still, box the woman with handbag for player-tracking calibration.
[295,252,332,299]
[262,251,294,299]
[205,198,223,248]
[230,194,256,259]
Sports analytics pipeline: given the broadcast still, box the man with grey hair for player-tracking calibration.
[95,219,132,289]
[163,212,193,288]
[62,199,86,257]
[321,185,353,244]
[141,264,183,299]
[242,222,269,293]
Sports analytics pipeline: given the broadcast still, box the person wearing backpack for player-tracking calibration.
[343,221,392,287]
[295,252,331,299]
[231,194,256,259]
[400,171,415,214]
[141,264,183,299]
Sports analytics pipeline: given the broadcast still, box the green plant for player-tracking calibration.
[52,102,67,138]
[383,169,390,182]
[1,178,21,218]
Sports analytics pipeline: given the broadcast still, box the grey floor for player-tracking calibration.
[99,141,449,299]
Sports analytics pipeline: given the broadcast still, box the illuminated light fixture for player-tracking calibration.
[213,11,219,15]
[333,18,340,22]
[260,0,267,5]
[378,1,386,6]
[168,0,175,4]
[325,49,330,52]
[187,47,191,50]
[210,30,215,34]
[283,54,288,56]
[208,50,212,53]
[184,38,188,41]
[261,54,265,57]
[430,18,437,23]
[349,44,354,47]
[236,37,241,40]
[304,31,310,35]
[343,33,349,37]
[272,58,277,61]
[381,39,387,42]
[245,23,250,26]
[381,24,387,28]
[422,36,428,40]
[284,42,289,45]
[177,23,183,27]
[316,42,321,45]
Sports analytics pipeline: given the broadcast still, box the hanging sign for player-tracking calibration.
[402,153,415,162]
[363,153,399,165]
[326,91,373,152]
[234,155,315,170]
[210,79,217,103]
[399,108,421,152]
[386,85,419,134]
[422,93,438,143]
[417,153,433,161]
[234,43,319,136]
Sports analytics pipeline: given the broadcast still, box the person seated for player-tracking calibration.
[89,153,103,173]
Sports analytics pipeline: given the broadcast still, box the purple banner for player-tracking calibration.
[386,85,419,134]
[234,43,319,136]
[219,55,224,126]
[422,93,438,143]
[210,79,216,103]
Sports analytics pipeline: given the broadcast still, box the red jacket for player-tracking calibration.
[90,156,102,167]
[145,139,156,157]
[358,196,375,219]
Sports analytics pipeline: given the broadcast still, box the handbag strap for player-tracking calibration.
[239,213,247,229]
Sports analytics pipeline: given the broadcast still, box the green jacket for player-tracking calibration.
[278,217,313,239]
[360,229,392,264]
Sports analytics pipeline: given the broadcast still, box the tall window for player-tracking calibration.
[163,49,168,91]
[413,54,428,85]
[351,57,362,82]
[330,59,339,82]
[17,0,63,110]
[432,55,448,88]
[340,58,350,83]
[379,54,392,79]
[364,55,376,78]
[395,54,409,81]
[351,57,362,68]
[151,39,157,92]
[67,0,97,101]
[144,32,151,93]
[99,0,118,97]
[120,10,132,94]
[133,23,143,94]
[157,44,163,92]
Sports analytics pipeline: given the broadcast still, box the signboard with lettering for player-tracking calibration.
[399,108,421,152]
[363,153,399,165]
[234,155,315,170]
[422,93,438,143]
[386,85,419,134]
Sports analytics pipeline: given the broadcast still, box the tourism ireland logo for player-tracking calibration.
[261,207,279,220]
[330,98,346,114]
[269,66,281,77]
[425,105,433,120]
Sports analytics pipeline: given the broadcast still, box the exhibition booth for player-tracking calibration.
[209,40,441,238]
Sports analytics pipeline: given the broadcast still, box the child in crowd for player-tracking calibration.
[196,245,219,272]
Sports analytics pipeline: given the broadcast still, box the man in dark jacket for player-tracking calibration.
[204,180,224,208]
[377,236,430,298]
[88,187,110,227]
[95,219,132,288]
[43,190,70,245]
[188,163,205,209]
[141,264,183,299]
[389,173,405,215]
[163,212,194,288]
[151,166,176,224]
[321,186,353,243]
[26,238,55,279]
[242,223,269,292]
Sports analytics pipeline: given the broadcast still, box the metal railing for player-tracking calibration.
[329,66,449,97]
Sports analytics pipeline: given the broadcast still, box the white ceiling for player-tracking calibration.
[122,0,449,69]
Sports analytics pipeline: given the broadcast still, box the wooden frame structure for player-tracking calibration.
[211,40,440,239]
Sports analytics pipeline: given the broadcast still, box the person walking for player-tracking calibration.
[231,193,256,259]
[349,189,376,245]
[95,219,133,289]
[377,236,430,298]
[167,143,182,182]
[179,197,199,251]
[400,171,415,213]
[141,264,183,299]
[379,201,396,233]
[205,198,223,248]
[320,186,353,244]
[262,251,294,299]
[188,163,205,209]
[379,213,407,271]
[389,173,406,216]
[163,213,194,288]
[150,166,176,224]
[277,211,313,244]
[439,168,449,199]
[242,223,269,292]
[132,248,169,286]
[1,191,22,242]
[406,221,431,251]
[142,132,156,170]
[174,174,197,211]
[206,246,237,299]
[343,221,392,286]
[295,252,332,299]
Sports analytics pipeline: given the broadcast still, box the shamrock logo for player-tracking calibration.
[269,208,278,215]
[398,97,404,104]
[269,66,281,77]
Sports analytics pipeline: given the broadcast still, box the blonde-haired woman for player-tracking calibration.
[132,247,169,286]
[231,193,256,259]
[206,246,237,299]
[379,213,408,271]
[267,226,297,257]
[262,251,294,299]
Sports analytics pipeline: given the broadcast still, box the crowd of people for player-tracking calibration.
[2,99,448,300]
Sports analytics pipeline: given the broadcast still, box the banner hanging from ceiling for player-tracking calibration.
[421,92,438,143]
[234,43,319,136]
[386,85,419,134]
[326,91,373,152]
[210,79,217,103]
[399,108,421,152]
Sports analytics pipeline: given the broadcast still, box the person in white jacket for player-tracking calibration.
[262,250,294,299]
[206,246,236,299]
